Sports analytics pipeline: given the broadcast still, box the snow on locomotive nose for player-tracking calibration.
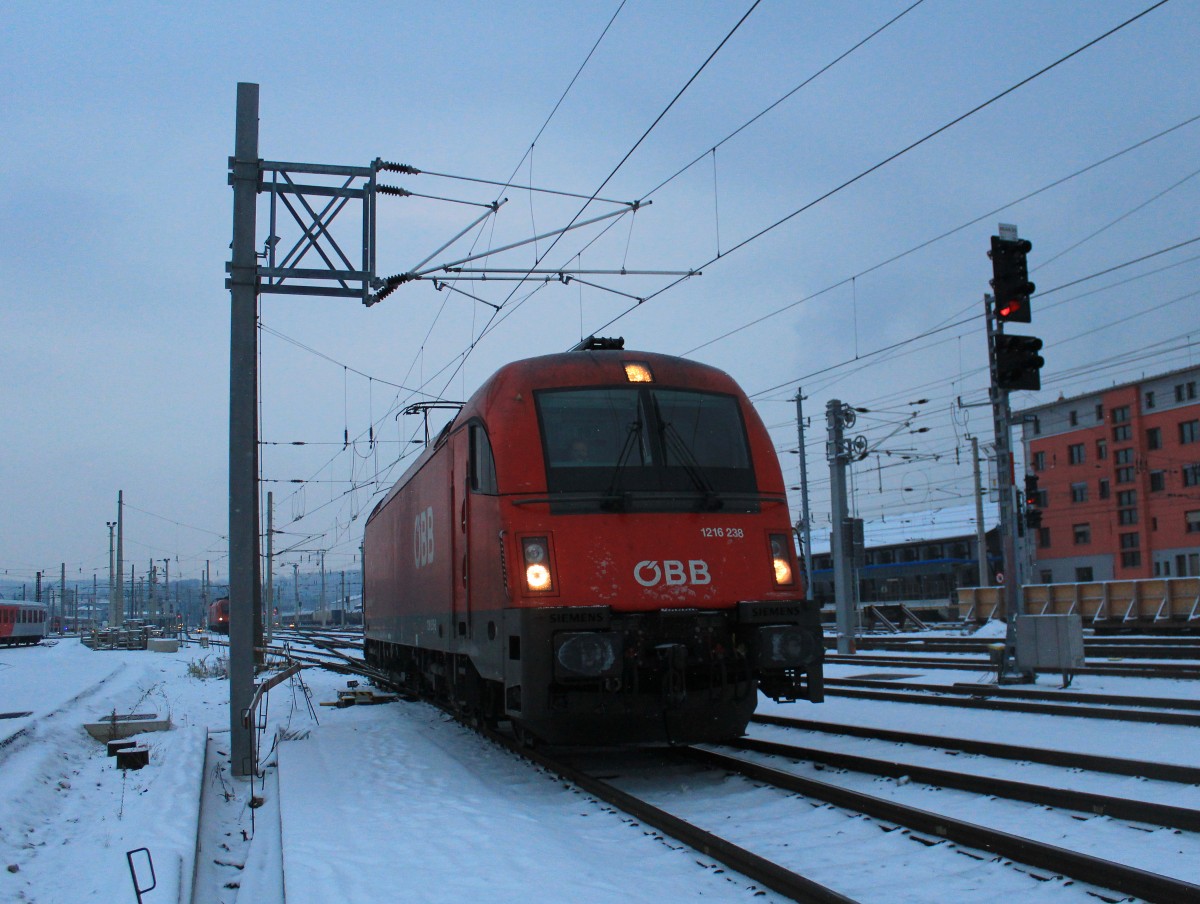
[363,340,823,745]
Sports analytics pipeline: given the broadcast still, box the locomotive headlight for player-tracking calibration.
[522,537,554,592]
[755,624,815,668]
[769,533,794,586]
[526,563,552,592]
[554,631,622,680]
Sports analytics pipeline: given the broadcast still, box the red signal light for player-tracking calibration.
[997,299,1024,319]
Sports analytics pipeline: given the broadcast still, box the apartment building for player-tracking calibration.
[1019,364,1200,583]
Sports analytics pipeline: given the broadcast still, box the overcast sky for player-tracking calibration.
[3,1,1198,593]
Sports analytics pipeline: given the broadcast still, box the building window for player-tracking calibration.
[1095,403,1104,421]
[1070,483,1088,503]
[1119,509,1139,525]
[1119,532,1140,550]
[1096,439,1107,460]
[1155,560,1170,576]
[1114,448,1134,465]
[1073,523,1091,544]
[1069,410,1078,426]
[1187,511,1200,534]
[1147,427,1162,450]
[1035,489,1049,507]
[1122,551,1142,568]
[1117,490,1137,506]
[1185,464,1200,488]
[1098,478,1110,499]
[1150,471,1166,492]
[1145,390,1156,409]
[1116,466,1135,483]
[1040,569,1053,584]
[1181,420,1200,444]
[1112,406,1130,424]
[1033,451,1045,471]
[1176,381,1197,402]
[1038,527,1051,549]
[1075,566,1093,582]
[1068,444,1085,465]
[1113,424,1132,442]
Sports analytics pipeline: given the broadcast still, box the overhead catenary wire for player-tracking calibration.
[582,0,1176,341]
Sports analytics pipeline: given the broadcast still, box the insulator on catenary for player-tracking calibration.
[375,159,420,175]
[377,184,411,197]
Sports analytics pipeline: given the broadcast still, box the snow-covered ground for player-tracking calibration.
[2,629,1198,904]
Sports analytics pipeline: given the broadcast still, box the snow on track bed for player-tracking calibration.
[0,641,215,904]
[274,674,797,904]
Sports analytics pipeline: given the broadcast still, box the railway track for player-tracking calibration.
[723,734,1200,832]
[822,682,1200,727]
[263,640,1200,902]
[828,676,1200,711]
[678,744,1200,903]
[825,652,1200,680]
[751,713,1200,784]
[514,733,1200,904]
[829,635,1200,661]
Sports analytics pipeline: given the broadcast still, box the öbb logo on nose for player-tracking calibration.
[413,507,435,568]
[633,560,711,587]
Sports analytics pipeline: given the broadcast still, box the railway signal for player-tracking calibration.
[995,333,1045,391]
[989,236,1035,323]
[1024,474,1042,528]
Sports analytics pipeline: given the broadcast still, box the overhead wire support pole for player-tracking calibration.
[794,390,814,601]
[228,81,261,778]
[826,400,854,654]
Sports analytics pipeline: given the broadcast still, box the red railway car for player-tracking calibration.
[0,601,48,646]
[363,339,823,744]
[208,597,230,634]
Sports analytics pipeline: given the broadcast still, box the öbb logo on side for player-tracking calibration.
[413,507,435,568]
[633,560,711,587]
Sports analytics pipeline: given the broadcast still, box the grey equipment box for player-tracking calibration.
[1015,614,1085,682]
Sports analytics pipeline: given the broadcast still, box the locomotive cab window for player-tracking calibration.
[536,385,757,512]
[469,422,498,494]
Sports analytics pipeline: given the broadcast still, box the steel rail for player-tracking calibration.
[828,676,1200,711]
[830,637,1200,659]
[683,746,1200,904]
[473,726,858,904]
[724,736,1200,832]
[822,685,1200,727]
[824,653,1200,679]
[752,714,1200,784]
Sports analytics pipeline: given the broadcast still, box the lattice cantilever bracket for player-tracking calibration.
[227,159,383,303]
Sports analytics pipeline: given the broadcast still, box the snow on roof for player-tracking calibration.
[808,502,998,555]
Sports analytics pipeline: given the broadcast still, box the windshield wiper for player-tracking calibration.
[602,421,643,510]
[660,422,723,511]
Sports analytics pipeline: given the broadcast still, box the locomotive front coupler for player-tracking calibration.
[655,643,688,708]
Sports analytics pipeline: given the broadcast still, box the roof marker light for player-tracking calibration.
[624,362,653,383]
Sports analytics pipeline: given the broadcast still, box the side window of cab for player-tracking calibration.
[469,423,498,494]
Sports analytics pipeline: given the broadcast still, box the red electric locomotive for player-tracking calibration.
[363,339,823,744]
[207,597,230,634]
[0,601,48,646]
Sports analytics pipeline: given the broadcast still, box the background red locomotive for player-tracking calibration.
[0,601,48,646]
[207,597,230,634]
[363,339,823,744]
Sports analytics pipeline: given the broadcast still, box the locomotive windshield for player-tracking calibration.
[536,386,758,512]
